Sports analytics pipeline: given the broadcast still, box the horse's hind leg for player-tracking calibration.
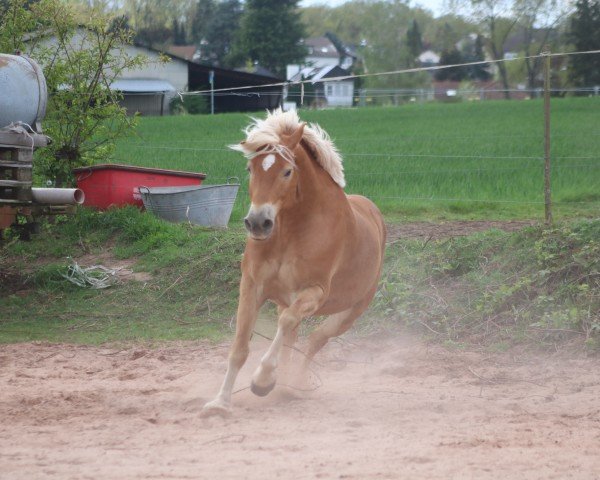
[302,299,370,370]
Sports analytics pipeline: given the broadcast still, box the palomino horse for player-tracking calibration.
[202,109,386,415]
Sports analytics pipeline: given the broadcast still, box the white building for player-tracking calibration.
[34,30,189,115]
[287,65,354,108]
[418,50,440,66]
[115,44,189,115]
[287,36,355,80]
[286,36,356,108]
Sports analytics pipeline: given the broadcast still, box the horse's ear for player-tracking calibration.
[282,122,306,150]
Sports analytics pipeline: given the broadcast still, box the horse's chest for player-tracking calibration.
[252,258,302,303]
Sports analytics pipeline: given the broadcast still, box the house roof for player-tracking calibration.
[111,79,175,93]
[503,27,560,54]
[166,45,197,61]
[187,62,283,113]
[304,36,340,58]
[311,64,339,82]
[110,43,283,112]
[289,65,352,84]
[235,65,278,78]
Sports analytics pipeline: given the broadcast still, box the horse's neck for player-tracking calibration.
[293,146,349,214]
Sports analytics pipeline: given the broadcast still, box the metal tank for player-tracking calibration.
[0,53,48,130]
[139,180,240,228]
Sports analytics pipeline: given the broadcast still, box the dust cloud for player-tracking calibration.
[1,334,599,479]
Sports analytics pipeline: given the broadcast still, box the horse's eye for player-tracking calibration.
[283,169,292,178]
[246,166,251,173]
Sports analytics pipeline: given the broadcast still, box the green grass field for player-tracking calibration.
[2,99,598,346]
[114,98,600,221]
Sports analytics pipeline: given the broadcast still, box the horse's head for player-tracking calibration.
[242,123,305,241]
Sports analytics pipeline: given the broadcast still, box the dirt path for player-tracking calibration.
[386,220,536,242]
[1,336,599,479]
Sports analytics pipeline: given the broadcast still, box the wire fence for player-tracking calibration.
[119,145,600,161]
[110,151,599,207]
[180,49,600,97]
[108,49,600,217]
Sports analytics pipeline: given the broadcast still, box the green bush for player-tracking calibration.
[169,93,209,115]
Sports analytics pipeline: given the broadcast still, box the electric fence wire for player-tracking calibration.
[179,49,600,97]
[108,49,600,208]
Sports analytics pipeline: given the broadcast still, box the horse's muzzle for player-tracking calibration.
[244,207,275,240]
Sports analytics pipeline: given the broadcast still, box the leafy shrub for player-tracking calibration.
[373,219,600,347]
[169,93,209,115]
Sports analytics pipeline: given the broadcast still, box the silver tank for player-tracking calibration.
[0,53,48,130]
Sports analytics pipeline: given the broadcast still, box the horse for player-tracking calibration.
[202,108,386,416]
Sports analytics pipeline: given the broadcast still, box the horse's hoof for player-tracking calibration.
[250,381,276,397]
[200,400,231,417]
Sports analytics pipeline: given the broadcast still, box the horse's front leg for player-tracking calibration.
[251,286,324,396]
[202,277,260,416]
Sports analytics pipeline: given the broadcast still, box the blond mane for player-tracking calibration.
[230,108,345,189]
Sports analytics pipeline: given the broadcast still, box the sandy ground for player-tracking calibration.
[1,335,599,480]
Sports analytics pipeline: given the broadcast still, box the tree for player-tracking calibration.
[407,19,423,65]
[172,18,187,45]
[467,0,521,98]
[0,0,150,185]
[347,0,429,90]
[206,0,242,65]
[435,48,469,80]
[190,0,242,65]
[463,34,492,80]
[431,17,471,52]
[229,0,306,77]
[122,0,195,47]
[298,2,436,90]
[191,0,215,44]
[513,0,572,92]
[569,0,600,87]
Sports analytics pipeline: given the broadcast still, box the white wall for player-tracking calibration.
[35,31,188,92]
[120,45,188,92]
[323,80,354,107]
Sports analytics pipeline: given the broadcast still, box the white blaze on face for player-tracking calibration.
[262,154,276,171]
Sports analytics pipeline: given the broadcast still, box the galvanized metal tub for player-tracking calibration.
[139,180,239,228]
[0,54,48,129]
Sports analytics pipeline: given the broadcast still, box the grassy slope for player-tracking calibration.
[1,208,245,344]
[374,219,600,350]
[2,210,599,349]
[113,98,600,221]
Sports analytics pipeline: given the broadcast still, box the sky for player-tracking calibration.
[299,0,448,18]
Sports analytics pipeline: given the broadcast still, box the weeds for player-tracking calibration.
[371,219,600,349]
[1,207,598,349]
[0,208,245,344]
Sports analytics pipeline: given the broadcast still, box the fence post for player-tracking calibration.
[543,48,552,225]
[209,70,215,115]
[359,89,366,107]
